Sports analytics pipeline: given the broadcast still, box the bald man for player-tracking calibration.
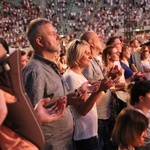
[80,31,113,150]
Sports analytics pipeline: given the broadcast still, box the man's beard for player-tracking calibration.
[47,46,61,53]
[51,49,60,52]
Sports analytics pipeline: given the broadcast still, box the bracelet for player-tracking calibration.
[75,89,80,97]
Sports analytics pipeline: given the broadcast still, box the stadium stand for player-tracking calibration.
[0,0,149,50]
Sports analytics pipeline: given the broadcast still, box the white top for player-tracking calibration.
[141,60,150,81]
[63,69,98,141]
[114,61,127,102]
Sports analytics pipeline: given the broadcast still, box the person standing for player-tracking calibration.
[64,39,111,150]
[0,45,68,150]
[106,36,128,115]
[141,50,150,81]
[120,44,143,83]
[129,39,143,73]
[80,31,115,150]
[22,18,74,150]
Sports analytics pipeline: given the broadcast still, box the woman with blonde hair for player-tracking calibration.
[64,39,111,150]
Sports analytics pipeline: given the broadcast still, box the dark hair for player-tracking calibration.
[20,50,26,56]
[106,36,119,46]
[120,44,131,59]
[102,45,115,66]
[0,38,9,54]
[141,50,149,60]
[141,46,149,52]
[59,53,65,63]
[60,53,65,58]
[27,50,34,59]
[130,81,150,105]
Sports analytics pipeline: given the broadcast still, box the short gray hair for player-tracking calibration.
[26,18,52,49]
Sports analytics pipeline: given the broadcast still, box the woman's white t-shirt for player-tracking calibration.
[64,69,98,141]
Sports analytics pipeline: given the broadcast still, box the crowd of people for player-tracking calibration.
[0,0,150,150]
[0,17,150,150]
[0,0,150,50]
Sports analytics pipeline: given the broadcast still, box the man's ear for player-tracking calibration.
[88,39,94,48]
[139,95,144,103]
[36,37,44,47]
[90,43,94,48]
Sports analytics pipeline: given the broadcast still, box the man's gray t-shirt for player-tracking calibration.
[22,53,73,150]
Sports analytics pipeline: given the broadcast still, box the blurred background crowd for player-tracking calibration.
[0,0,150,51]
